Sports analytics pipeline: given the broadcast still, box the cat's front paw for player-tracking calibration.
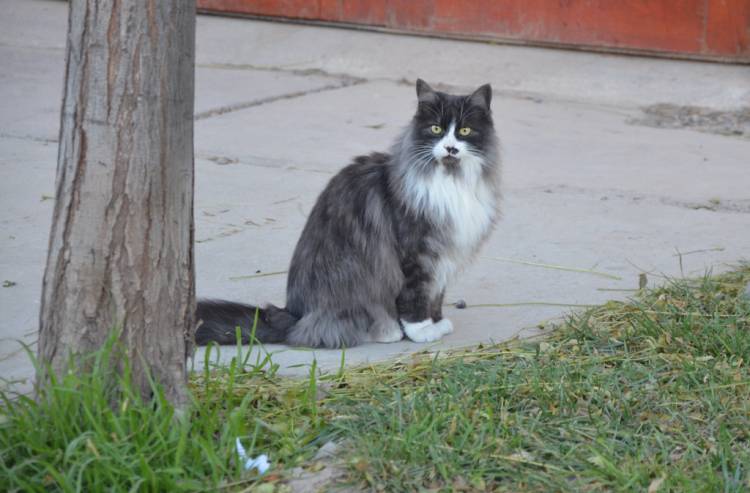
[401,318,452,343]
[433,318,454,336]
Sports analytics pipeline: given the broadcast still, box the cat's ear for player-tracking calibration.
[469,83,492,110]
[416,78,437,102]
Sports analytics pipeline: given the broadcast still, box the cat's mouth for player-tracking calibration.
[441,156,460,168]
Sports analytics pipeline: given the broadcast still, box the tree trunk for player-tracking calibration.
[38,0,196,407]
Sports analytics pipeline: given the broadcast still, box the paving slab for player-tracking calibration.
[192,78,749,375]
[0,45,64,142]
[195,12,750,110]
[196,80,750,202]
[0,137,58,389]
[194,66,347,118]
[195,80,410,171]
[194,185,750,377]
[0,0,67,51]
[0,0,748,392]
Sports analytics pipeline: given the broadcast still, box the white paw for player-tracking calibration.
[433,318,454,336]
[402,318,448,343]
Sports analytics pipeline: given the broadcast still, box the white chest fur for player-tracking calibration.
[409,156,497,295]
[415,157,496,251]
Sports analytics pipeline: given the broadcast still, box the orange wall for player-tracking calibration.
[198,0,750,62]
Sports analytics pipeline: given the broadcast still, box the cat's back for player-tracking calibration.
[293,152,398,248]
[313,152,395,220]
[328,152,391,194]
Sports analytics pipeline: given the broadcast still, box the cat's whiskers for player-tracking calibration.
[406,147,438,171]
[408,147,434,158]
[409,152,435,163]
[464,148,493,169]
[412,157,437,174]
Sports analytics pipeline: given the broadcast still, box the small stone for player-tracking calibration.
[454,299,467,309]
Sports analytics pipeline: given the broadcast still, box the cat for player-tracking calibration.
[196,79,501,348]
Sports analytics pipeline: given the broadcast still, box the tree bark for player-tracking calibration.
[38,0,196,407]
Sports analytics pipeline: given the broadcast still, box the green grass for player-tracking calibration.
[2,267,749,492]
[0,338,267,492]
[0,330,332,492]
[330,269,750,491]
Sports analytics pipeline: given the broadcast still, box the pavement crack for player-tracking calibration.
[197,62,363,82]
[191,63,640,117]
[194,79,366,120]
[0,132,58,144]
[529,185,750,214]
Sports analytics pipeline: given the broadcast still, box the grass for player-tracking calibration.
[0,337,255,492]
[329,268,750,491]
[1,267,749,492]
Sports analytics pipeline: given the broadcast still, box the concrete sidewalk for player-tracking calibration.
[1,0,749,391]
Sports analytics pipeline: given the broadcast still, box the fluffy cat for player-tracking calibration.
[196,79,501,348]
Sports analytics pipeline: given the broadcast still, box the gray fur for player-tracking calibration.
[195,80,501,348]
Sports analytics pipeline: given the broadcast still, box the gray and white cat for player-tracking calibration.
[196,79,501,348]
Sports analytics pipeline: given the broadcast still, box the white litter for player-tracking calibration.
[235,438,270,474]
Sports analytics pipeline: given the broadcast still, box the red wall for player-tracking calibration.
[198,0,750,62]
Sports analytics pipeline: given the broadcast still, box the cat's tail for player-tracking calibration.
[195,299,298,345]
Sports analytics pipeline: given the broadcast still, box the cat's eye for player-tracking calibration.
[430,125,443,134]
[458,127,472,136]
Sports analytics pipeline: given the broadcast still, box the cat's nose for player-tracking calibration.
[445,146,458,156]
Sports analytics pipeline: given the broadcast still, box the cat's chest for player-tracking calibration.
[420,170,497,251]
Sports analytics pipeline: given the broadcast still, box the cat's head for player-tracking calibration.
[407,79,496,173]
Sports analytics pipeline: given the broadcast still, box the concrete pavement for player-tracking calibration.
[1,0,749,391]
